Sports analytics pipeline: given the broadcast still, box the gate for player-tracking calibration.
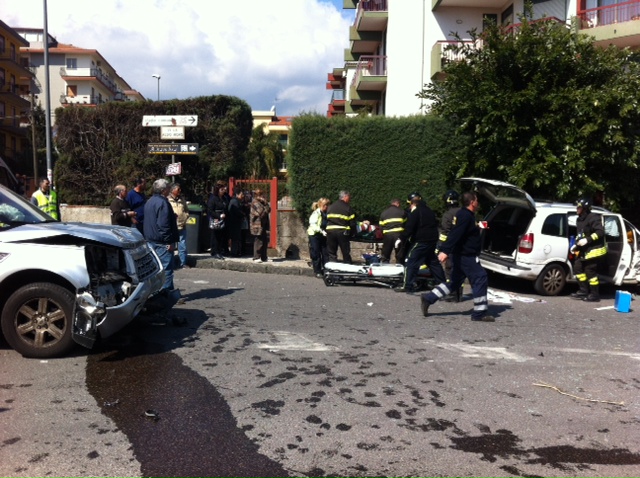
[228,177,279,249]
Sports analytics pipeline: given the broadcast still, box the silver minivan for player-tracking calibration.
[460,178,640,296]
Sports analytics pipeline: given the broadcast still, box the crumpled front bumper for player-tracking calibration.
[72,269,165,349]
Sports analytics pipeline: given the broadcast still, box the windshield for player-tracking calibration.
[0,184,56,228]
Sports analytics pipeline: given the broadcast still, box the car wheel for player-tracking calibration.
[1,283,75,358]
[534,264,567,296]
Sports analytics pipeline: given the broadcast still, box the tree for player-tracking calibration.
[244,125,284,179]
[417,7,640,209]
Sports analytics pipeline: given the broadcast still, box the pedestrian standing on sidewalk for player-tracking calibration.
[168,183,190,269]
[250,189,271,263]
[419,191,494,322]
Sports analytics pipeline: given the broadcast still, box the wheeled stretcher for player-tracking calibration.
[323,261,434,289]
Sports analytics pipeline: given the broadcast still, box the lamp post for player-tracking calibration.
[152,74,161,101]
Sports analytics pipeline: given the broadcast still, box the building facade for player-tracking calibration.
[328,0,640,117]
[0,19,33,186]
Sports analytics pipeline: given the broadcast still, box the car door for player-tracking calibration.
[602,214,629,285]
[620,218,640,283]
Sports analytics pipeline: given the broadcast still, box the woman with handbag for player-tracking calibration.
[207,181,229,260]
[250,189,271,263]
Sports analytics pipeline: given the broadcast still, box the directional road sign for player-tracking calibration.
[148,143,199,155]
[142,115,198,127]
[160,126,185,140]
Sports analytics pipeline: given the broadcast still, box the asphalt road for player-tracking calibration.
[1,268,640,477]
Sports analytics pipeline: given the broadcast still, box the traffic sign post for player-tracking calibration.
[148,143,199,155]
[142,115,198,127]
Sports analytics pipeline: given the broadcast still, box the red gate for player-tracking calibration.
[228,177,279,249]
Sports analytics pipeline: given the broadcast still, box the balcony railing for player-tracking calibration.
[351,55,387,88]
[355,0,388,24]
[60,94,105,105]
[578,0,640,28]
[331,89,345,102]
[59,67,124,96]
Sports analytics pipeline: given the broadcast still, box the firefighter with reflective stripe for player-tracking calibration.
[420,191,495,322]
[30,178,59,220]
[326,190,357,263]
[438,190,461,299]
[379,198,406,264]
[570,197,607,302]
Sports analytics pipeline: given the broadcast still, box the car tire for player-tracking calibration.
[1,283,76,358]
[534,264,567,296]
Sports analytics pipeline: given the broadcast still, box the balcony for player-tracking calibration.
[59,67,125,97]
[430,40,479,80]
[578,0,640,49]
[326,69,345,90]
[327,90,346,117]
[354,0,388,32]
[0,49,36,77]
[432,0,506,9]
[351,55,387,91]
[60,94,105,106]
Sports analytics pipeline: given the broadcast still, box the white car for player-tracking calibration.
[460,178,640,296]
[0,183,164,358]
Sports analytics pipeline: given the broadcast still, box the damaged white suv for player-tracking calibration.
[0,183,164,358]
[461,178,640,296]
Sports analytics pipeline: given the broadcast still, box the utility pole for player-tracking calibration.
[42,0,53,185]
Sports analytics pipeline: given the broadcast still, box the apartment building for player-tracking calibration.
[328,0,640,117]
[0,19,33,186]
[15,28,144,122]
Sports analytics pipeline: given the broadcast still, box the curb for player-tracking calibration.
[188,255,316,277]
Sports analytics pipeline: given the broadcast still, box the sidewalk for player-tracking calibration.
[186,253,316,277]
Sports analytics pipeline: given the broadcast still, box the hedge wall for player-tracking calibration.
[288,114,465,224]
[54,95,253,206]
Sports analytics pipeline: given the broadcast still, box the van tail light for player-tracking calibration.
[518,233,534,254]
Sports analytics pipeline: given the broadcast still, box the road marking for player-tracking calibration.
[425,341,640,361]
[257,331,338,352]
[427,342,531,362]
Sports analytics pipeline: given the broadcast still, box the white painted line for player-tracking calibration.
[257,331,339,352]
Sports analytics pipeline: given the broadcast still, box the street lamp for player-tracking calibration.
[152,74,161,101]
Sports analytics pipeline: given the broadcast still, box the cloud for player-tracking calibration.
[3,0,351,115]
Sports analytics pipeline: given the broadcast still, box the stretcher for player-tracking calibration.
[323,261,434,289]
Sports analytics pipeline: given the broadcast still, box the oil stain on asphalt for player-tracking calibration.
[86,333,290,477]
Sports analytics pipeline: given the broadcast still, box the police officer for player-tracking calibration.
[420,191,494,322]
[326,190,357,263]
[379,198,406,264]
[570,197,607,302]
[395,192,446,293]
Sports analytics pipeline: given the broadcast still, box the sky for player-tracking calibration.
[2,0,353,117]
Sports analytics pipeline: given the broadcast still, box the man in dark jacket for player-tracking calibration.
[379,198,406,264]
[326,190,357,263]
[144,178,179,292]
[420,191,494,322]
[395,192,446,293]
[570,197,607,302]
[110,184,136,227]
[126,177,146,234]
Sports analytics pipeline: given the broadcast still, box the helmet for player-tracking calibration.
[576,197,592,211]
[443,189,459,205]
[407,192,421,203]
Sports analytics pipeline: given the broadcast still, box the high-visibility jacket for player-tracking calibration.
[576,211,607,260]
[379,205,405,235]
[326,200,356,234]
[32,189,59,220]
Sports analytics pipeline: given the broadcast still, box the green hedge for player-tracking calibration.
[288,114,465,224]
[54,96,253,206]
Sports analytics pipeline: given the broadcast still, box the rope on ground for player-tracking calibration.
[533,381,625,406]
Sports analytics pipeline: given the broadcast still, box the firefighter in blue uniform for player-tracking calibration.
[420,191,495,322]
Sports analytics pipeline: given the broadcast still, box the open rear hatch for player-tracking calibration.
[459,178,537,262]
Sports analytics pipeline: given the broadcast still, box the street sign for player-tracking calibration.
[148,143,199,154]
[142,115,198,127]
[166,162,182,176]
[160,126,185,140]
